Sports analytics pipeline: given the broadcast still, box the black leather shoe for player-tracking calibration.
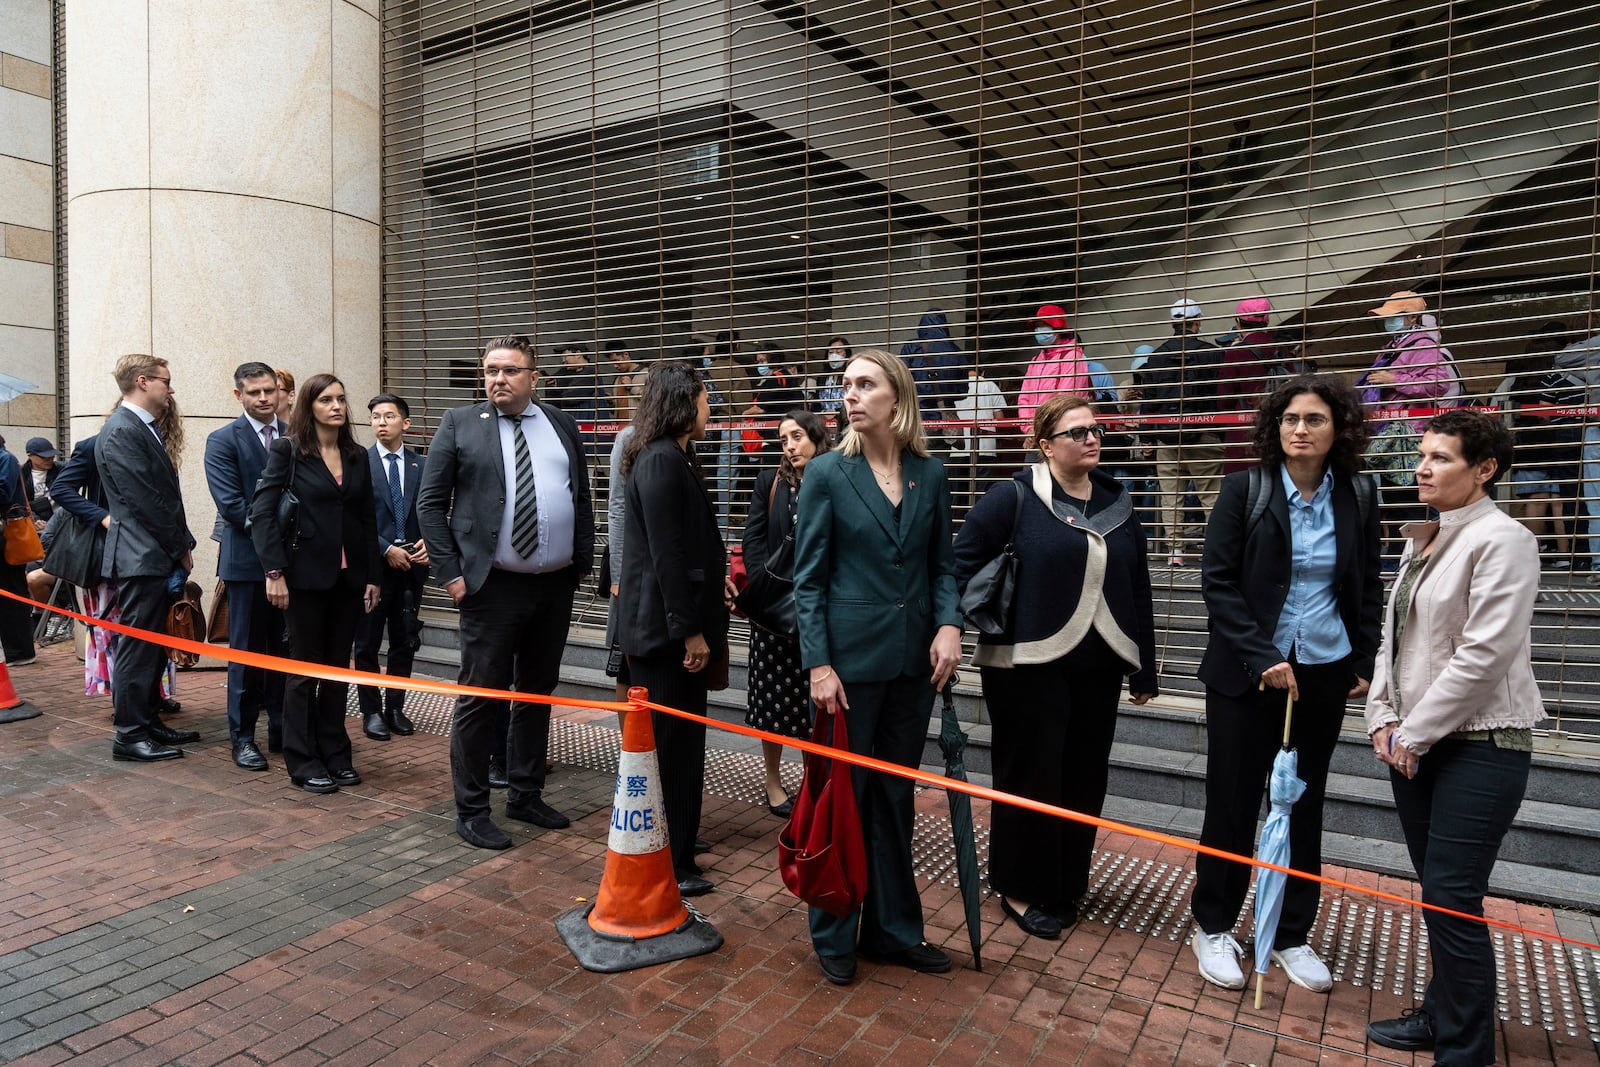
[331,769,362,787]
[233,740,268,771]
[767,796,794,818]
[457,815,512,850]
[157,696,183,716]
[112,738,182,762]
[386,708,415,736]
[869,941,952,974]
[817,953,856,986]
[362,712,390,741]
[676,874,714,897]
[693,838,711,855]
[149,723,200,746]
[1000,897,1062,940]
[487,761,509,790]
[293,776,338,795]
[505,796,571,830]
[1366,1008,1435,1051]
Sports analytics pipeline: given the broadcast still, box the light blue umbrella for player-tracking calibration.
[1253,689,1305,1008]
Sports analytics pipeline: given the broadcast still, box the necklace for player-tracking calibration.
[868,461,900,486]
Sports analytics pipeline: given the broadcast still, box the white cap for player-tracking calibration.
[1170,298,1203,320]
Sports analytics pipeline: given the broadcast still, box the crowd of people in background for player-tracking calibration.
[17,297,1590,1066]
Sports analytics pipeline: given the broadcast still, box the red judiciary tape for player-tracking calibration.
[10,586,1596,953]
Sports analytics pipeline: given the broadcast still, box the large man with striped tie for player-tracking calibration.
[417,335,595,850]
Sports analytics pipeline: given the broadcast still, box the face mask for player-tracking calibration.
[1034,328,1057,347]
[827,351,846,370]
[1384,316,1407,335]
[702,356,712,369]
[756,362,771,376]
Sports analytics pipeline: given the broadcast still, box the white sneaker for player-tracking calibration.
[1271,944,1332,992]
[1191,930,1246,989]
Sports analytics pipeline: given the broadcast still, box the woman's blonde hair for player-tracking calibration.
[837,348,929,458]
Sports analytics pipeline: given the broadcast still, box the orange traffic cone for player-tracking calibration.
[0,645,41,724]
[556,688,722,972]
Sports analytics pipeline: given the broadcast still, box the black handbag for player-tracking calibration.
[736,478,797,637]
[958,480,1025,636]
[248,446,300,553]
[41,508,105,588]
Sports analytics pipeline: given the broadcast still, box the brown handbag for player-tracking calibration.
[3,472,43,565]
[778,710,868,918]
[164,581,208,667]
[205,579,230,644]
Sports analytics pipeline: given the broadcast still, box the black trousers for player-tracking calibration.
[1192,657,1352,946]
[225,579,285,745]
[450,568,573,821]
[982,658,1124,911]
[0,557,34,662]
[281,582,362,781]
[352,568,422,718]
[808,672,931,958]
[627,653,709,878]
[111,575,169,742]
[1392,737,1529,1067]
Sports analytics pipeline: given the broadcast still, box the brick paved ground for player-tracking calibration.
[1,640,1595,1066]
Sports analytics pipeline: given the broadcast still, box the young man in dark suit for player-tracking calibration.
[99,354,198,763]
[417,335,595,850]
[204,362,290,770]
[353,393,427,741]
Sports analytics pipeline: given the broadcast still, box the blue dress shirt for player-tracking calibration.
[1270,466,1351,664]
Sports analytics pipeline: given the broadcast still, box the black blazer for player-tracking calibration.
[1197,464,1384,697]
[742,467,795,576]
[618,437,728,660]
[249,438,381,591]
[21,461,58,520]
[97,404,194,580]
[50,437,108,526]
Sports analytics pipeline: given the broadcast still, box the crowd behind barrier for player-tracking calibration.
[15,310,1600,1062]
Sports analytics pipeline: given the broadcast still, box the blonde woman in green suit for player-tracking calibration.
[793,348,965,985]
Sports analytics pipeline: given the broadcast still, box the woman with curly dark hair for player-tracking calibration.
[618,361,729,896]
[1188,374,1384,994]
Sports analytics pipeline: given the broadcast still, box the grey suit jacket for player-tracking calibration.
[415,399,594,597]
[97,404,194,580]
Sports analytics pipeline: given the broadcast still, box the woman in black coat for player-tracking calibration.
[251,373,381,795]
[953,393,1158,941]
[618,361,729,897]
[1189,375,1383,994]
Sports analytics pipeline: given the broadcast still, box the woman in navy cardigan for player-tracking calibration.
[954,393,1158,941]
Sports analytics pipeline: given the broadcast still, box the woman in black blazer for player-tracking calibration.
[1189,375,1383,994]
[251,373,380,795]
[618,361,729,896]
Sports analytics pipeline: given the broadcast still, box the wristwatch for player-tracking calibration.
[265,570,283,580]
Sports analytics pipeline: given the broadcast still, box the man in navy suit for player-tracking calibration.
[99,354,197,762]
[353,393,427,741]
[203,361,289,771]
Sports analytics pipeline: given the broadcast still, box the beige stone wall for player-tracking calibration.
[0,0,56,456]
[65,0,381,584]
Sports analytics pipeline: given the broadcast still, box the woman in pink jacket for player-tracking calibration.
[1017,305,1090,421]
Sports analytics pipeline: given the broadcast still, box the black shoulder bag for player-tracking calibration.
[959,480,1026,636]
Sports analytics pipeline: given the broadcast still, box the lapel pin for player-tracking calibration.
[909,480,917,490]
[480,411,491,419]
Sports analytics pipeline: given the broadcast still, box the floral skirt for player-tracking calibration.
[83,582,174,699]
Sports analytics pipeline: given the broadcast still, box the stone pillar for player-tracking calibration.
[0,0,56,450]
[65,0,380,585]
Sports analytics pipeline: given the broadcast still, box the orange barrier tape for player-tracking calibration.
[11,587,1597,953]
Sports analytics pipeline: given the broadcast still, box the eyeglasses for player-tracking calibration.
[483,366,534,380]
[1046,424,1108,443]
[1279,413,1331,429]
[142,374,172,387]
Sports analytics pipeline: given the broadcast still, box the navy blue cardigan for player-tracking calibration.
[953,465,1159,695]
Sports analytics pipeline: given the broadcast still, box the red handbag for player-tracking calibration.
[778,710,868,917]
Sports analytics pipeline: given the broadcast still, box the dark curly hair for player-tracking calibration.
[1252,374,1368,475]
[1425,409,1514,489]
[777,409,831,487]
[621,360,706,476]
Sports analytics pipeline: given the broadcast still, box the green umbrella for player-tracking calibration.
[938,674,984,971]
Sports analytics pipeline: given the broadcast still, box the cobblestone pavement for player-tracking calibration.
[0,640,1595,1066]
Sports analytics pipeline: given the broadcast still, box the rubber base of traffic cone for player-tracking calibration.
[0,702,41,724]
[556,900,723,973]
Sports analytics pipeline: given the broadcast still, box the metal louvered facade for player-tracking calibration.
[381,1,1600,738]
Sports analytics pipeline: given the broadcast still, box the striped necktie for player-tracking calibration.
[506,413,539,558]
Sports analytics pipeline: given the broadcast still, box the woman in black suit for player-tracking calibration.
[1189,375,1383,993]
[251,373,381,795]
[618,361,729,897]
